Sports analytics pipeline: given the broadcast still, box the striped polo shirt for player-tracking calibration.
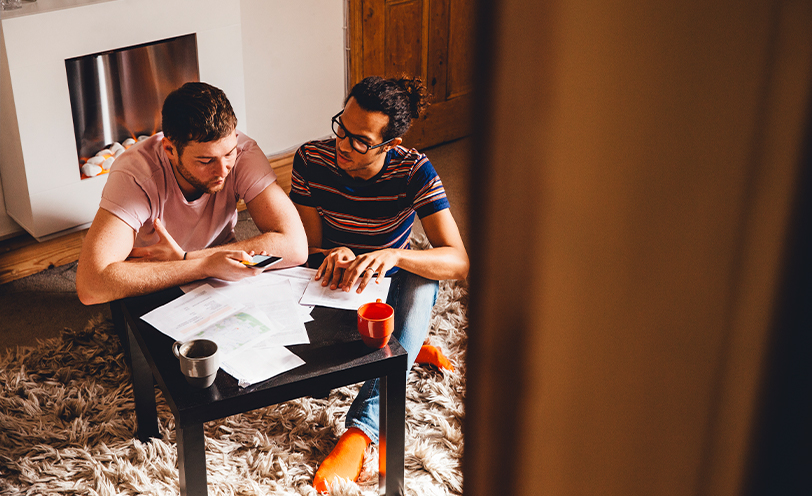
[290,138,450,258]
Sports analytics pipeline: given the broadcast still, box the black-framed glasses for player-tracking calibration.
[331,111,394,154]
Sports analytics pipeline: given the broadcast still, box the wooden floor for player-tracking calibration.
[0,153,294,286]
[0,229,87,285]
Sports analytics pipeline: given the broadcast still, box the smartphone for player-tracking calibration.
[242,254,282,268]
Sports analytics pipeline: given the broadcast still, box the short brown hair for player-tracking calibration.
[161,82,237,154]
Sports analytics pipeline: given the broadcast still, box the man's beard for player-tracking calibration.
[175,156,225,195]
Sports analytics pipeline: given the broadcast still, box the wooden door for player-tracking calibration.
[348,0,474,149]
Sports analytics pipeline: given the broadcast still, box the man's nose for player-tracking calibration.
[216,157,232,176]
[213,158,232,177]
[337,135,353,155]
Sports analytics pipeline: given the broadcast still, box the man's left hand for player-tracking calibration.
[341,248,399,293]
[127,218,185,262]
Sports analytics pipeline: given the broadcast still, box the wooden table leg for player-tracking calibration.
[109,302,131,368]
[128,324,160,441]
[177,422,208,496]
[379,368,407,496]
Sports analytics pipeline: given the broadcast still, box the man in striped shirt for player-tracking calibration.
[290,76,469,492]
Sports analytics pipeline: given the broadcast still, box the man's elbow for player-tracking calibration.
[75,269,111,306]
[76,284,105,306]
[454,254,470,281]
[288,233,310,267]
[454,265,470,281]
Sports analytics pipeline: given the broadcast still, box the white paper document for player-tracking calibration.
[206,279,310,346]
[220,343,306,387]
[262,266,319,294]
[140,284,306,387]
[180,266,317,323]
[299,276,392,311]
[141,285,245,341]
[144,267,392,387]
[255,267,318,322]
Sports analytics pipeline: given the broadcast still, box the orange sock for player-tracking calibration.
[313,427,371,493]
[416,344,455,371]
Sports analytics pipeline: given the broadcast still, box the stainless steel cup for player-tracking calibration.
[172,339,220,388]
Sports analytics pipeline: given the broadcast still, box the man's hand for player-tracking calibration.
[128,218,184,262]
[201,250,266,281]
[340,248,400,293]
[316,246,356,290]
[316,247,400,293]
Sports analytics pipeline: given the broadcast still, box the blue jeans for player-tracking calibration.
[345,269,439,444]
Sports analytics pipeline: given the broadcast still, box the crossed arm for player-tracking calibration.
[76,182,308,305]
[294,203,469,293]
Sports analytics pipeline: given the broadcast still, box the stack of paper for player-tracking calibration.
[141,281,309,386]
[142,267,392,387]
[299,271,392,310]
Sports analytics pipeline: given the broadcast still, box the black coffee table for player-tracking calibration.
[112,287,408,496]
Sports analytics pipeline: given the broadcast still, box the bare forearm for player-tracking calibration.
[392,246,470,281]
[77,259,210,304]
[315,244,469,282]
[187,231,308,268]
[76,208,282,305]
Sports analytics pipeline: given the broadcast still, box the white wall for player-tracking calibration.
[240,0,345,155]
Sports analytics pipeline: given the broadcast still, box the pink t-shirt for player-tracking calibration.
[99,132,276,251]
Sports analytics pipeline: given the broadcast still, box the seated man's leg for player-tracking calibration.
[313,270,438,491]
[347,269,438,439]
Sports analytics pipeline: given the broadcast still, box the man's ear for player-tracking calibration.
[161,137,178,161]
[387,137,403,151]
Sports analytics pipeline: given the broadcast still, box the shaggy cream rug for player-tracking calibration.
[0,280,468,495]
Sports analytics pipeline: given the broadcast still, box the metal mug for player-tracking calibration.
[172,339,220,388]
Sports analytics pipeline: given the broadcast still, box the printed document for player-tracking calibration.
[300,276,392,311]
[141,285,244,342]
[204,279,310,346]
[140,284,306,386]
[180,266,317,323]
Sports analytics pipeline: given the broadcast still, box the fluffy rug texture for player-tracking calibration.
[0,280,468,495]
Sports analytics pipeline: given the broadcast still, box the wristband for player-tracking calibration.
[183,252,188,260]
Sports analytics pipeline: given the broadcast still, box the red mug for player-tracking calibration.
[357,298,395,348]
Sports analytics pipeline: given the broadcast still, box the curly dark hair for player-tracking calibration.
[346,76,429,141]
[161,82,237,155]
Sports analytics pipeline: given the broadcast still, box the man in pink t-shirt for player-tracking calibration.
[76,82,308,305]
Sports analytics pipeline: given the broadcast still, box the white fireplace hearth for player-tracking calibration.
[0,0,247,240]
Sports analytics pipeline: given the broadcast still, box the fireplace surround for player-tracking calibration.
[0,0,246,240]
[66,33,200,178]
